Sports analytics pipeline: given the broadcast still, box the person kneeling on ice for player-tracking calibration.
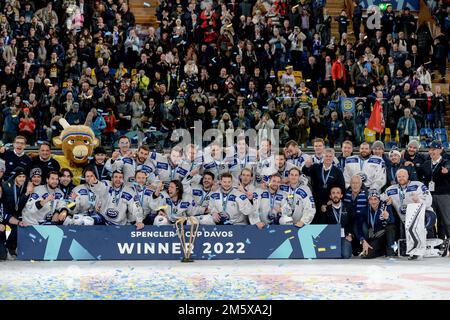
[357,190,396,259]
[150,179,195,225]
[321,186,354,259]
[93,171,144,229]
[251,173,287,229]
[22,171,70,225]
[207,173,253,225]
[383,169,437,260]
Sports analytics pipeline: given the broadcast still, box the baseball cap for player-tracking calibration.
[429,140,443,149]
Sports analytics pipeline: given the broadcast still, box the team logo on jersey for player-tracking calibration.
[358,172,368,183]
[106,208,119,218]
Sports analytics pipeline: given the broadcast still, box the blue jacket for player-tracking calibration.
[397,116,418,137]
[2,107,19,133]
[91,116,106,137]
[356,203,395,241]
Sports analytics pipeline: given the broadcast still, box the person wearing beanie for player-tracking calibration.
[344,141,386,192]
[403,140,429,180]
[357,189,396,259]
[371,140,390,166]
[386,148,417,187]
[29,167,43,187]
[30,141,61,183]
[85,146,110,181]
[0,166,33,258]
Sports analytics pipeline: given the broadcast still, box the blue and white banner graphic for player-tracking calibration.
[341,97,356,115]
[18,225,341,260]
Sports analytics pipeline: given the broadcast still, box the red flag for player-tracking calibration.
[367,100,385,133]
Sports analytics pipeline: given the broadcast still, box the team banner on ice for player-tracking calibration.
[18,225,341,260]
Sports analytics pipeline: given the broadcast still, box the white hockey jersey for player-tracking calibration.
[22,185,68,225]
[252,188,287,224]
[344,155,386,191]
[281,186,316,225]
[207,188,253,225]
[383,181,433,223]
[98,184,144,225]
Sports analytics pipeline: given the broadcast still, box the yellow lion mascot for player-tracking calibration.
[52,118,100,185]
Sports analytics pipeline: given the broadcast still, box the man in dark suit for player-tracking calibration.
[302,148,346,223]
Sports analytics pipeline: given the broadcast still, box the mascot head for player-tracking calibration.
[52,119,99,165]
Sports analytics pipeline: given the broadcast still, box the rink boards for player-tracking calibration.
[17,225,341,260]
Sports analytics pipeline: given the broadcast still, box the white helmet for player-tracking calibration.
[154,216,170,226]
[72,214,84,226]
[82,216,95,226]
[279,215,294,225]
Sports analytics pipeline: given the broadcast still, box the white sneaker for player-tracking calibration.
[6,252,16,261]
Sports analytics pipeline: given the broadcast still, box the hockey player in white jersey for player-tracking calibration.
[280,176,316,227]
[284,140,311,169]
[109,145,155,183]
[256,138,277,185]
[129,170,156,225]
[383,169,437,260]
[22,171,70,225]
[235,168,257,202]
[225,137,258,182]
[95,171,144,229]
[202,142,230,182]
[105,135,135,173]
[207,173,253,225]
[344,142,386,192]
[263,152,297,184]
[275,167,316,227]
[150,180,194,225]
[179,144,203,185]
[279,167,311,200]
[252,174,287,228]
[66,168,109,225]
[149,147,191,188]
[184,171,216,225]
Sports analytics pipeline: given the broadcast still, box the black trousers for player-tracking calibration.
[0,224,17,251]
[432,194,450,239]
[364,224,397,258]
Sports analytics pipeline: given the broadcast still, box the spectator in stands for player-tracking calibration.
[397,107,418,147]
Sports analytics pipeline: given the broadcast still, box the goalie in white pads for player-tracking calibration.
[383,169,437,260]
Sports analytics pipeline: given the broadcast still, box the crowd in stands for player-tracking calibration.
[0,0,447,149]
[0,0,448,261]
